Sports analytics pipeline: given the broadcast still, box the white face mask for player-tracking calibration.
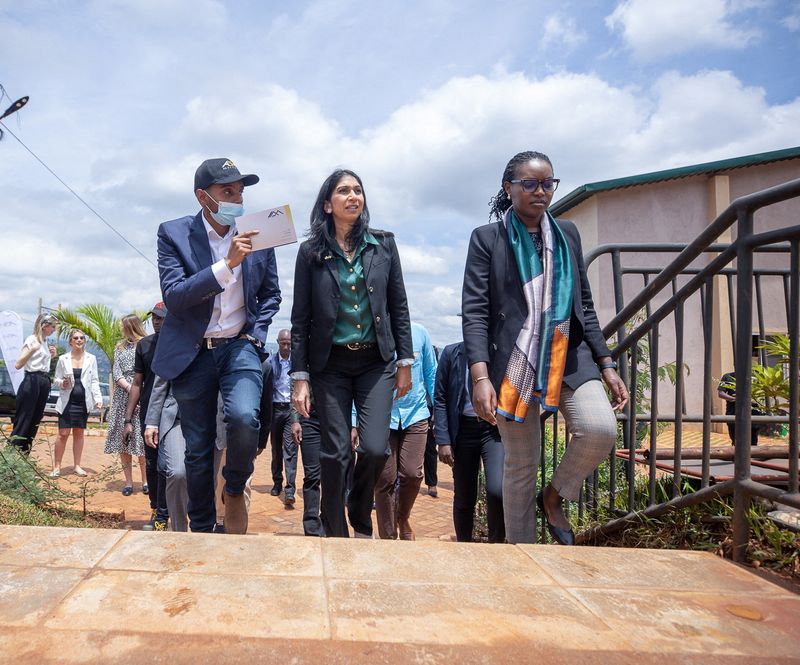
[204,191,244,226]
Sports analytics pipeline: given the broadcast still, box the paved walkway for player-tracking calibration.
[6,422,456,538]
[1,524,798,664]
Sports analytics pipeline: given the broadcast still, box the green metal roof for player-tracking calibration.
[550,146,800,216]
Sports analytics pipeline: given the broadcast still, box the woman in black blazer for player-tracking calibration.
[291,169,414,538]
[462,151,628,545]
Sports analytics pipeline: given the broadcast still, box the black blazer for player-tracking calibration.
[462,218,610,393]
[291,231,413,374]
[433,342,468,447]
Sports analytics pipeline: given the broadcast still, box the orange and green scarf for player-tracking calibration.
[496,209,573,421]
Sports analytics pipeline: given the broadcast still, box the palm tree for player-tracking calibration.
[52,304,151,366]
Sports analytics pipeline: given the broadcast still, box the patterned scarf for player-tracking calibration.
[496,209,574,421]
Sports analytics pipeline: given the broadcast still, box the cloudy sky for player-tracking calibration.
[1,0,798,346]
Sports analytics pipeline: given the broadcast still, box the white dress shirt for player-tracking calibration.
[202,215,247,338]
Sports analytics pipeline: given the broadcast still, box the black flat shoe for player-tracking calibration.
[536,490,575,546]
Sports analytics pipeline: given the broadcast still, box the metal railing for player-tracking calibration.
[540,178,800,560]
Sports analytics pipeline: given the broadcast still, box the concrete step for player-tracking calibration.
[0,525,798,663]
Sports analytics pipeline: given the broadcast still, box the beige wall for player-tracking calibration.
[562,158,800,418]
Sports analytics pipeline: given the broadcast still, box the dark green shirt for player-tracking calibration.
[332,232,379,346]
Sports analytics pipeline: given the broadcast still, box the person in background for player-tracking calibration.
[435,341,504,543]
[104,314,147,496]
[374,321,437,540]
[423,417,439,498]
[291,169,413,538]
[51,328,102,477]
[267,329,294,502]
[124,302,168,528]
[289,379,324,536]
[144,376,187,531]
[10,313,57,454]
[462,150,627,545]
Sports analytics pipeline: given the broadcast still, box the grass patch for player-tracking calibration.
[0,492,121,528]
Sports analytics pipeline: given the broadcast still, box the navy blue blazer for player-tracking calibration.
[433,342,470,447]
[462,218,611,394]
[152,211,282,381]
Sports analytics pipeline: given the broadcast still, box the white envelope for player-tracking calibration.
[236,205,298,251]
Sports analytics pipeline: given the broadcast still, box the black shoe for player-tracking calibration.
[142,484,149,495]
[213,522,226,534]
[270,484,282,496]
[284,494,295,508]
[122,486,133,497]
[536,490,575,546]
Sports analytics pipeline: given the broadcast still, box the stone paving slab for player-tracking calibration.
[0,524,798,664]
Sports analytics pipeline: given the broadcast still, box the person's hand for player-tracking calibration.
[393,365,412,400]
[62,375,73,390]
[226,230,259,269]
[95,401,102,410]
[292,422,303,445]
[292,380,311,418]
[144,426,159,448]
[472,379,498,426]
[350,427,359,451]
[48,345,56,358]
[438,444,454,467]
[123,422,134,444]
[602,368,629,412]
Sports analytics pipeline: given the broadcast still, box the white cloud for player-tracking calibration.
[606,0,761,60]
[541,14,588,51]
[783,11,800,31]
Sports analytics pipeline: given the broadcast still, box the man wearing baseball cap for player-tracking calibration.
[152,158,281,534]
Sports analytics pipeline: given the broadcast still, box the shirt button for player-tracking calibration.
[354,305,359,310]
[349,268,353,273]
[369,286,374,293]
[376,316,381,323]
[356,324,361,329]
[351,285,356,291]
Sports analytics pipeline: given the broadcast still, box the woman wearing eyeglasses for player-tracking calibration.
[291,169,414,538]
[10,313,57,454]
[51,329,103,477]
[462,150,628,545]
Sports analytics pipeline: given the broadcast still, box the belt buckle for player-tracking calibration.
[346,342,361,351]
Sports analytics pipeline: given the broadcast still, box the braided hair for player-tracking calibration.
[488,151,553,222]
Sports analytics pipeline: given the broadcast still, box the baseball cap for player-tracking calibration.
[150,302,168,318]
[194,158,259,191]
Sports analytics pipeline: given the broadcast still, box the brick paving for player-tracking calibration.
[2,419,457,539]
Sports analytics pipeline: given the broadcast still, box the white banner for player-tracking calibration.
[0,311,24,393]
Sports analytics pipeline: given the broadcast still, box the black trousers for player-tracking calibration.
[311,345,393,538]
[298,412,323,537]
[423,424,438,487]
[452,416,505,543]
[726,407,761,446]
[270,402,291,485]
[10,372,51,454]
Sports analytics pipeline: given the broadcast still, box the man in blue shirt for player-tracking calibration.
[374,321,437,539]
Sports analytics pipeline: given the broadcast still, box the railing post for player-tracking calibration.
[732,207,754,563]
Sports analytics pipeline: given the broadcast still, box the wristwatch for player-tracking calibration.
[598,361,618,371]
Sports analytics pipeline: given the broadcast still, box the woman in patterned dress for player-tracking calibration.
[104,314,147,496]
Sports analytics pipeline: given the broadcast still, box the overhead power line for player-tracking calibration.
[0,120,157,269]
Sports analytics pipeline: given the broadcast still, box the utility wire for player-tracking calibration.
[0,120,157,269]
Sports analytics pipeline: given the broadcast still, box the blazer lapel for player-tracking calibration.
[188,212,213,271]
[498,223,524,300]
[362,243,376,280]
[323,249,339,286]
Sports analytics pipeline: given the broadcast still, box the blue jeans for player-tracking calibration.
[171,339,263,532]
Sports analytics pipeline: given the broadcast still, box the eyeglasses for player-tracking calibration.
[71,336,86,341]
[508,178,560,193]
